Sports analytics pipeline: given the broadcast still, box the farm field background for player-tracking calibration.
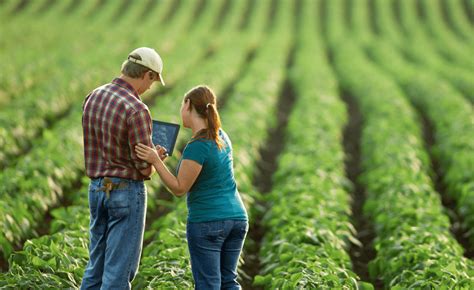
[0,0,473,289]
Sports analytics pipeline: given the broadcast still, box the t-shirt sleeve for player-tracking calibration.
[220,129,232,150]
[127,109,153,170]
[182,140,209,165]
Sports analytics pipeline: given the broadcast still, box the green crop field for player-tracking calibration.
[0,0,473,289]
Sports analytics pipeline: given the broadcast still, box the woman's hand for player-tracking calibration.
[155,145,168,161]
[135,143,161,163]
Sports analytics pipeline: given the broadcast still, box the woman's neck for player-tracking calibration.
[190,118,208,137]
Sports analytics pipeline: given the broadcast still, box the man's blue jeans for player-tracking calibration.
[81,177,147,290]
[186,220,249,290]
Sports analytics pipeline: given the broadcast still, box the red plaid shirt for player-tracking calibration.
[82,78,153,180]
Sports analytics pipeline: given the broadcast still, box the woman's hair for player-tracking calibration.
[184,85,224,149]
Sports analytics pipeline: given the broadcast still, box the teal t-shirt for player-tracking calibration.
[178,129,248,223]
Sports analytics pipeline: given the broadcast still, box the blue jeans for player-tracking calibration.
[186,220,249,290]
[81,177,147,290]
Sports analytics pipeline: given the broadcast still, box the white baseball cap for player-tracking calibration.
[127,47,165,86]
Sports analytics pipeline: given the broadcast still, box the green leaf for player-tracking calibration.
[358,281,375,290]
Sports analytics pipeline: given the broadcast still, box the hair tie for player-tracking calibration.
[206,103,211,109]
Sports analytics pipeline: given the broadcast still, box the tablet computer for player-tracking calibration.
[152,120,180,156]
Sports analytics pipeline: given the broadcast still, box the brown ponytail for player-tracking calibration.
[184,85,224,149]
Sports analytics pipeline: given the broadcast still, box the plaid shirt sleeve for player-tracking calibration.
[127,109,154,171]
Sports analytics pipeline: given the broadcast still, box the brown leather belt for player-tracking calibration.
[96,177,128,198]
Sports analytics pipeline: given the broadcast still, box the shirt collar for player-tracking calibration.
[112,78,141,100]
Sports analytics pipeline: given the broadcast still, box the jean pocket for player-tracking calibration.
[200,221,224,240]
[88,188,99,219]
[237,221,249,239]
[106,189,130,219]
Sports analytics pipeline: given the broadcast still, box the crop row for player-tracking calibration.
[331,39,474,287]
[367,41,474,248]
[254,0,365,288]
[0,0,106,101]
[349,0,474,254]
[346,0,474,106]
[349,0,474,248]
[415,0,474,70]
[372,0,474,103]
[440,0,474,42]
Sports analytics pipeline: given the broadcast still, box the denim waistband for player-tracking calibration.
[91,176,144,183]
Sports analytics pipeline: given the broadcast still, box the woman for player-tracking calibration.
[135,85,248,290]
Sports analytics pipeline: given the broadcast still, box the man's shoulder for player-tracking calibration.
[85,83,115,102]
[123,96,149,116]
[91,82,149,113]
[90,82,113,94]
[94,82,129,98]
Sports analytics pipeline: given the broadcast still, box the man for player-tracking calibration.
[81,47,166,289]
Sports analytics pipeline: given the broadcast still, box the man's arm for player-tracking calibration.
[128,109,155,178]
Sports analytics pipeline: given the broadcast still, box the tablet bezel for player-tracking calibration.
[152,120,180,156]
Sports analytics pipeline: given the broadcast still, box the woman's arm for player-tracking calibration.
[135,143,202,197]
[152,159,202,196]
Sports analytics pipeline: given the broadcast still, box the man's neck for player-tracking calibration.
[120,75,141,95]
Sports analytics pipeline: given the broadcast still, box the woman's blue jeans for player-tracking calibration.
[186,219,249,290]
[80,177,147,290]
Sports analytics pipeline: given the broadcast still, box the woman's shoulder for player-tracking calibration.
[219,128,230,140]
[183,138,211,162]
[188,129,231,150]
[187,138,212,148]
[219,129,232,149]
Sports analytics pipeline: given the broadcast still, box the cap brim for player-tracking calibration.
[158,73,165,86]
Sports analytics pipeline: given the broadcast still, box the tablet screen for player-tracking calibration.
[152,120,180,156]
